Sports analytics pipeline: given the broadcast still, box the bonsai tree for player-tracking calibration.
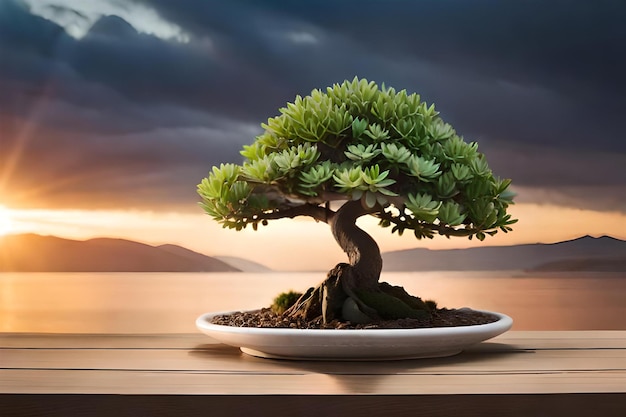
[198,78,516,325]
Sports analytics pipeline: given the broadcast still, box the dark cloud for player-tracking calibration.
[0,0,286,123]
[483,143,626,212]
[1,114,258,209]
[233,1,626,98]
[136,0,626,158]
[1,0,625,213]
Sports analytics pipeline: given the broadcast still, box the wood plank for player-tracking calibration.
[1,346,625,376]
[1,332,625,399]
[495,331,626,349]
[1,369,625,395]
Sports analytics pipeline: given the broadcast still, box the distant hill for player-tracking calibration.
[382,235,626,272]
[214,256,272,272]
[0,234,239,272]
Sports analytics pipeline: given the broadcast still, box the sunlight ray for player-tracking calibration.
[0,205,15,236]
[0,82,57,194]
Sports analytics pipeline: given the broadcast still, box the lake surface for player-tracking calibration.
[1,271,624,333]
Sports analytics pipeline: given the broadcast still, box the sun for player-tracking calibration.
[0,205,15,236]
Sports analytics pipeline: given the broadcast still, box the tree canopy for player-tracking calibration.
[198,78,516,241]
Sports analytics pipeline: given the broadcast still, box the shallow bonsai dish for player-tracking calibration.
[196,309,513,361]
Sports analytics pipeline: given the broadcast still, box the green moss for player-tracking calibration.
[378,282,433,312]
[355,290,429,320]
[271,290,303,315]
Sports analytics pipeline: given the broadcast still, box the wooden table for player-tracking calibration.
[1,331,625,416]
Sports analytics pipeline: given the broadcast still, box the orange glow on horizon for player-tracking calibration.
[1,203,625,271]
[0,205,16,236]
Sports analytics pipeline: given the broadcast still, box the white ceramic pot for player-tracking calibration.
[196,309,513,361]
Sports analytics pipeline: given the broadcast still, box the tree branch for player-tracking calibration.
[376,210,476,237]
[254,203,335,224]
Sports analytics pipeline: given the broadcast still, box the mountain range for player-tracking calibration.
[382,235,626,272]
[0,233,624,272]
[0,234,240,272]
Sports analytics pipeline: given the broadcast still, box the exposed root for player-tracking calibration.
[283,264,433,325]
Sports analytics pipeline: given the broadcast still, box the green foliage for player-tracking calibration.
[405,155,441,182]
[344,143,381,163]
[271,291,303,315]
[333,165,397,208]
[405,193,441,223]
[298,161,335,196]
[198,77,517,239]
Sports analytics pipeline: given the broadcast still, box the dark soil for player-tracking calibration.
[211,307,499,330]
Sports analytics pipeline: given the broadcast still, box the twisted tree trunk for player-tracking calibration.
[284,200,430,324]
[283,200,379,322]
[330,200,382,291]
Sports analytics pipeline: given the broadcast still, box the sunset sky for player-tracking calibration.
[1,0,625,270]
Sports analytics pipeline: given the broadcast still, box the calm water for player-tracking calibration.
[0,271,624,333]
